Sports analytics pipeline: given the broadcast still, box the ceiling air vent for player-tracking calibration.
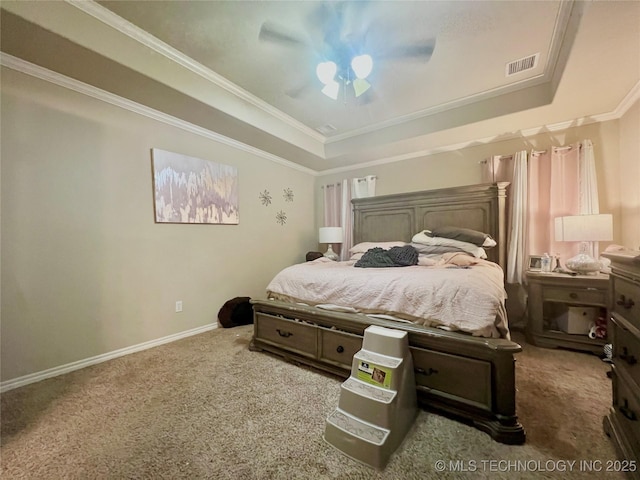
[506,53,539,77]
[316,124,338,135]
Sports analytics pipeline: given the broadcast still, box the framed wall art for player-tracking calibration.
[151,148,239,224]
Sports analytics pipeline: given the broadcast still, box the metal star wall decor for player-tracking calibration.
[283,188,294,202]
[276,210,287,225]
[259,189,272,206]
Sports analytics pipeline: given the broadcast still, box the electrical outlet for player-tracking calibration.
[175,301,183,313]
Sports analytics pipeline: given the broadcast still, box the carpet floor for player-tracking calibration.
[0,326,626,479]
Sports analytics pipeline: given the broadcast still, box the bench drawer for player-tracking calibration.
[255,313,317,358]
[410,346,492,409]
[319,328,363,369]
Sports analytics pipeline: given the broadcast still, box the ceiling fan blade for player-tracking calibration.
[307,1,375,56]
[379,40,436,60]
[355,87,377,106]
[338,0,373,44]
[259,22,307,47]
[285,80,314,99]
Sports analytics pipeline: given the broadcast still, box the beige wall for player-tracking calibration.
[316,120,625,246]
[618,99,640,250]
[2,63,636,384]
[1,68,316,382]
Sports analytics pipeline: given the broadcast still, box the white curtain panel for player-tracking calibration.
[322,176,377,261]
[322,182,344,259]
[352,175,377,199]
[506,151,528,284]
[322,183,342,227]
[578,139,601,257]
[340,179,353,261]
[489,142,599,281]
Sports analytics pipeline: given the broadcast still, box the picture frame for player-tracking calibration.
[151,148,239,224]
[528,255,544,271]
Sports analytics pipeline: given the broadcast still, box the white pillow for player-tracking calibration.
[484,237,497,248]
[411,231,487,259]
[348,241,407,254]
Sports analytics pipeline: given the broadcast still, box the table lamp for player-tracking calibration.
[554,214,613,274]
[319,227,343,261]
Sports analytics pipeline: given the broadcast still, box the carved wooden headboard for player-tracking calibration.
[352,182,509,269]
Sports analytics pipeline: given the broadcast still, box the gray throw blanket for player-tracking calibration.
[354,245,419,268]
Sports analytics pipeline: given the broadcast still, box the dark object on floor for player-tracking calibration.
[306,251,324,262]
[218,297,253,328]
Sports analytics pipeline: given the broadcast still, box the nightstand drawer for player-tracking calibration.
[612,276,640,329]
[319,328,362,369]
[612,318,640,389]
[542,286,606,306]
[255,313,317,357]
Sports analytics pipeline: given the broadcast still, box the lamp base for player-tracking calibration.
[323,244,339,261]
[565,252,602,275]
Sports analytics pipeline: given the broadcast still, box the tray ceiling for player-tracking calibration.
[1,1,638,172]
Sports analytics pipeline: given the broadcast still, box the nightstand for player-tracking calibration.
[526,271,609,354]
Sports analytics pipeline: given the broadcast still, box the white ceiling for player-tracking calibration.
[1,1,639,173]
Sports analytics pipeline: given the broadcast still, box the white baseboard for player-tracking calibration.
[0,323,218,393]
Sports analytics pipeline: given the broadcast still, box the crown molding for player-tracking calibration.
[65,0,326,145]
[613,80,640,118]
[325,1,576,146]
[325,74,549,145]
[0,53,318,176]
[2,51,637,179]
[319,80,640,176]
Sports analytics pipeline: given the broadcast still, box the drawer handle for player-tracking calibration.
[415,367,439,376]
[616,295,636,310]
[276,329,292,338]
[569,292,578,299]
[620,399,638,421]
[620,347,638,365]
[336,345,344,353]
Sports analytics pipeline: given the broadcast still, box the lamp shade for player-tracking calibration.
[319,227,343,244]
[554,214,613,242]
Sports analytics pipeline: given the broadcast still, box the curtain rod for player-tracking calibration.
[478,140,595,164]
[321,175,377,187]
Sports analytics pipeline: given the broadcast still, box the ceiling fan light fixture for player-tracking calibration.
[321,81,340,100]
[351,54,373,79]
[353,78,371,97]
[316,61,337,85]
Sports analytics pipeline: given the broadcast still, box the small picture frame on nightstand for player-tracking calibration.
[528,255,543,271]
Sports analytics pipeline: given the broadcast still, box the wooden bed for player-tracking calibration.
[250,182,525,444]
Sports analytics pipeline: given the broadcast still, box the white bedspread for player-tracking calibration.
[266,252,509,338]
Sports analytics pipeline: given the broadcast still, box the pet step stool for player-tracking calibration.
[324,325,418,469]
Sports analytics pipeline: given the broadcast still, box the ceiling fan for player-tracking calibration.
[258,1,436,102]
